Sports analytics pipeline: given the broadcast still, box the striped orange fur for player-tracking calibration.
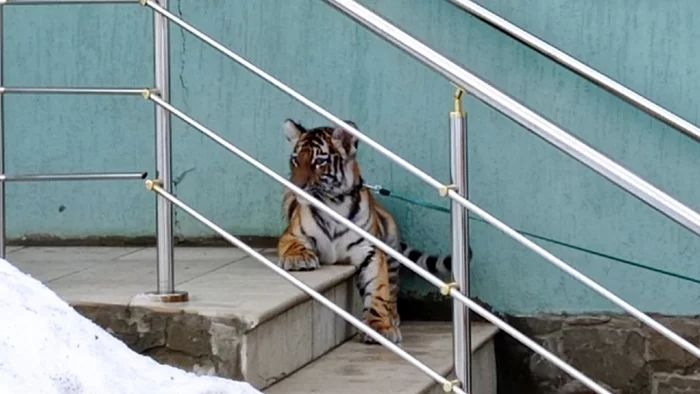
[277,119,471,344]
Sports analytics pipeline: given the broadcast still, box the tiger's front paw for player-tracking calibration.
[362,319,402,345]
[278,251,321,271]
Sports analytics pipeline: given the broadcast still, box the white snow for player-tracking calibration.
[0,259,262,394]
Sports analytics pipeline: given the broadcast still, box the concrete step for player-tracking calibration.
[8,246,361,390]
[264,321,500,394]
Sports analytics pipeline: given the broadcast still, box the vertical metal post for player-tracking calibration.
[0,5,6,260]
[450,88,471,392]
[151,0,186,302]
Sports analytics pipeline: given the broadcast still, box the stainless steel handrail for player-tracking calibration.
[0,172,147,181]
[322,0,700,239]
[145,91,611,394]
[447,0,700,143]
[3,0,139,4]
[144,0,700,364]
[0,87,152,95]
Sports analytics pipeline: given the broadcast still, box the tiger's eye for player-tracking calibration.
[313,155,329,166]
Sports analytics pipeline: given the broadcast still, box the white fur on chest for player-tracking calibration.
[298,195,371,266]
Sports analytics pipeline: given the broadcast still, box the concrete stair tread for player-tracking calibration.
[264,321,499,394]
[129,251,357,327]
[9,246,357,328]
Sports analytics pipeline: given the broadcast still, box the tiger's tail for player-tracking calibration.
[397,242,472,277]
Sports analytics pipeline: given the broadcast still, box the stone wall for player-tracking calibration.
[74,304,248,379]
[495,313,700,394]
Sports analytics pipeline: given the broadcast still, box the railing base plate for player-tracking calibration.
[140,290,189,303]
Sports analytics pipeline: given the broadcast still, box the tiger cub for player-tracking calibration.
[277,119,472,344]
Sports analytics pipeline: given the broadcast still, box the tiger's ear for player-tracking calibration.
[332,120,359,157]
[283,119,305,147]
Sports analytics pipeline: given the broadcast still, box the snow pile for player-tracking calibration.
[0,259,262,394]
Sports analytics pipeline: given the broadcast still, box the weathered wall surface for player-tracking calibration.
[5,0,700,315]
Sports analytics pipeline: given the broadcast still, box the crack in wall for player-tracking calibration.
[171,166,196,239]
[175,0,189,108]
[173,167,196,187]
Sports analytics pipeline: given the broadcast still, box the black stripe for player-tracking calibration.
[339,163,346,181]
[308,134,324,148]
[326,195,339,204]
[369,308,382,318]
[299,226,317,249]
[407,249,422,262]
[359,250,375,271]
[347,238,364,250]
[310,207,332,239]
[389,274,399,286]
[332,155,340,176]
[331,228,349,240]
[444,256,452,272]
[388,258,400,271]
[286,199,298,221]
[425,256,438,273]
[357,215,371,230]
[357,279,371,297]
[347,191,361,221]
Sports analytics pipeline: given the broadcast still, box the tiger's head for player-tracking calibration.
[283,119,362,200]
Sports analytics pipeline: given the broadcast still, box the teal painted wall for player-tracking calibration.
[4,1,700,315]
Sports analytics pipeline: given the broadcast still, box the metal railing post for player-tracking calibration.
[150,0,185,302]
[449,88,471,392]
[0,4,5,260]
